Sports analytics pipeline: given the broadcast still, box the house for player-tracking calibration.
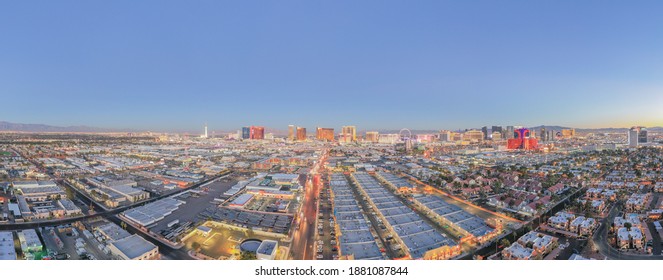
[546,183,565,196]
[548,211,576,230]
[617,227,644,250]
[502,242,536,260]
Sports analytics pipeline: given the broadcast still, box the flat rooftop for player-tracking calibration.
[111,235,157,259]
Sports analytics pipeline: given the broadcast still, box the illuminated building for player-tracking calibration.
[316,127,334,141]
[463,130,484,142]
[416,134,435,143]
[561,129,575,138]
[250,126,265,140]
[378,133,399,144]
[296,127,307,141]
[507,128,538,150]
[242,127,250,139]
[288,125,295,141]
[365,131,379,143]
[341,126,357,143]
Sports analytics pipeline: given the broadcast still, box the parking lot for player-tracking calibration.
[148,177,236,240]
[40,225,110,260]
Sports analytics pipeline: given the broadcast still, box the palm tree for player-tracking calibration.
[624,222,632,231]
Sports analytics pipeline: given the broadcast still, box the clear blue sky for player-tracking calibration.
[1,1,662,132]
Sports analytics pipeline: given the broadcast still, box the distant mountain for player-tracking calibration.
[529,125,572,131]
[0,121,125,133]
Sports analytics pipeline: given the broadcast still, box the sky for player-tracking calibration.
[1,1,662,132]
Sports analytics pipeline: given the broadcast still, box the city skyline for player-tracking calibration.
[1,1,663,131]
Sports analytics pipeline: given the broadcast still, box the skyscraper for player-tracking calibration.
[439,130,452,142]
[203,123,208,138]
[242,127,250,139]
[628,127,639,147]
[296,127,307,141]
[505,126,515,139]
[490,125,504,133]
[250,126,265,140]
[464,130,484,142]
[341,126,357,143]
[639,128,648,144]
[316,127,334,141]
[365,131,379,143]
[288,125,295,141]
[481,126,489,140]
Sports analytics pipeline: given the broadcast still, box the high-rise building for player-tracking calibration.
[341,126,357,143]
[490,125,504,134]
[629,126,646,147]
[639,128,648,144]
[481,126,489,140]
[378,134,399,144]
[439,130,452,142]
[464,130,484,142]
[540,127,546,142]
[628,127,639,147]
[365,131,379,143]
[561,129,576,138]
[505,126,515,139]
[507,128,538,150]
[250,126,265,140]
[296,127,307,141]
[316,127,335,141]
[242,127,250,139]
[288,125,295,141]
[202,123,208,138]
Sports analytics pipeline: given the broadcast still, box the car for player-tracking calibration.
[316,254,324,259]
[317,247,323,253]
[332,254,338,259]
[331,247,338,252]
[318,240,324,245]
[54,253,70,260]
[330,240,336,245]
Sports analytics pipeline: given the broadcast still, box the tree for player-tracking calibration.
[240,251,257,260]
[499,239,511,248]
[624,222,632,231]
[191,242,201,252]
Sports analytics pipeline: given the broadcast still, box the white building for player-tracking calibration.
[109,235,159,260]
[256,240,278,260]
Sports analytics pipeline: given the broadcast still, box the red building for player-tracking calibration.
[507,128,538,150]
[250,126,265,139]
[296,127,307,141]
